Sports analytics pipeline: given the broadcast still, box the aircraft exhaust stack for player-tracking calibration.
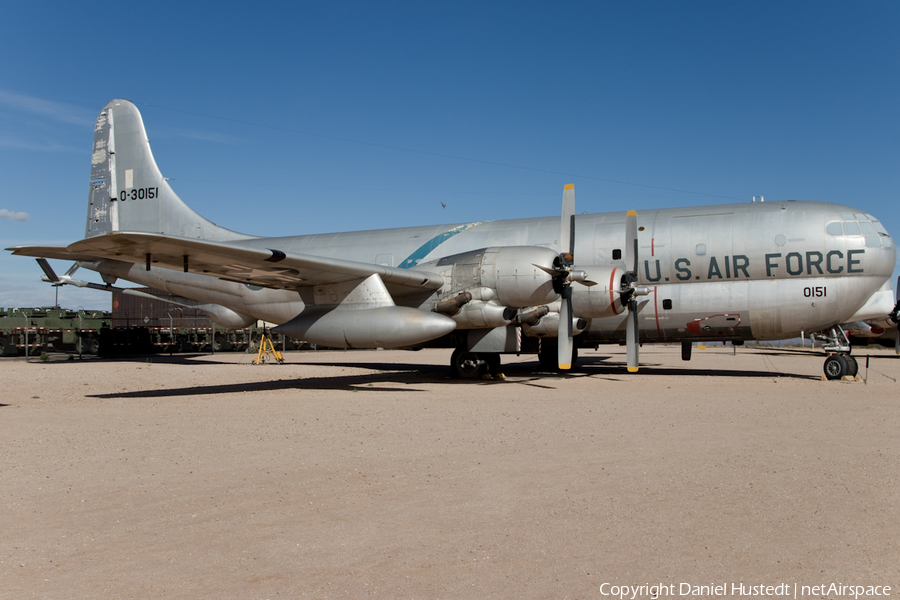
[433,292,472,316]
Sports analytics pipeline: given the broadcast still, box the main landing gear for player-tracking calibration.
[817,325,858,380]
[450,348,501,379]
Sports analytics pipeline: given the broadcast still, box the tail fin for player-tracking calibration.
[86,99,251,241]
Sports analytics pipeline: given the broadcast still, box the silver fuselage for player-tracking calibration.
[92,199,895,345]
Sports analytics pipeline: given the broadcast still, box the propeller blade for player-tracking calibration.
[626,299,639,372]
[558,287,574,370]
[561,184,575,259]
[625,210,638,274]
[532,263,567,278]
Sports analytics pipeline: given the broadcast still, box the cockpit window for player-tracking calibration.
[826,213,891,247]
[826,222,843,236]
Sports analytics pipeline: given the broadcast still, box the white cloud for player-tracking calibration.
[0,135,79,153]
[0,90,94,127]
[0,209,30,221]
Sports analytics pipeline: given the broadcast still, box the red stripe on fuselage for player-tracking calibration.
[610,268,621,315]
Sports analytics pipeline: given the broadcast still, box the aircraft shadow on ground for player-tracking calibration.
[86,354,819,400]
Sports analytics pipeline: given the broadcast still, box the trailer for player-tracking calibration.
[108,288,304,355]
[1,291,306,357]
[0,307,108,356]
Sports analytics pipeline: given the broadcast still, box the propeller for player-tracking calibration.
[531,186,643,372]
[557,184,577,369]
[535,184,597,370]
[617,210,649,372]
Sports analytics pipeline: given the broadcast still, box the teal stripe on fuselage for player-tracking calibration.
[398,222,480,268]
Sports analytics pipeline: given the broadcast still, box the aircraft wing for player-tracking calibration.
[8,231,444,294]
[6,245,112,263]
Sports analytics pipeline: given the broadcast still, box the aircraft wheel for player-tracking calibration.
[844,355,859,377]
[537,342,577,371]
[485,353,501,375]
[450,348,487,379]
[537,342,557,370]
[823,355,848,380]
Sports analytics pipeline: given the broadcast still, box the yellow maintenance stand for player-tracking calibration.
[253,328,284,364]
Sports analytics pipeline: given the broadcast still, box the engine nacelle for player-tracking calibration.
[200,304,257,329]
[571,266,627,318]
[435,246,560,309]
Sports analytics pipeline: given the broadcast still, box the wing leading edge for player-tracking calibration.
[8,231,444,294]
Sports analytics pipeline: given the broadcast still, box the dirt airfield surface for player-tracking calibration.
[1,345,898,599]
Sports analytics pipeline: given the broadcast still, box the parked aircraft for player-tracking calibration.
[8,99,898,379]
[843,277,900,351]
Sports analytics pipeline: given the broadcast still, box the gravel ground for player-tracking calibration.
[1,345,898,599]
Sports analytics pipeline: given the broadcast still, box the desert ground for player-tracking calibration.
[1,344,898,599]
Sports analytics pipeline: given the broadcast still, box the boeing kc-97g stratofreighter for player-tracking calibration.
[8,100,899,379]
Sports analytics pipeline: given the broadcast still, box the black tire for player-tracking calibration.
[450,348,487,379]
[844,355,859,377]
[823,355,847,380]
[77,336,99,355]
[0,337,15,357]
[537,342,557,370]
[485,353,501,375]
[537,341,578,371]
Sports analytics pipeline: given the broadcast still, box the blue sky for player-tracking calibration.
[1,2,898,310]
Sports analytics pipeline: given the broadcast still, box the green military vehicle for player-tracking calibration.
[0,307,108,356]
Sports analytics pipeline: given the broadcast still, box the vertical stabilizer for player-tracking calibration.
[86,99,252,241]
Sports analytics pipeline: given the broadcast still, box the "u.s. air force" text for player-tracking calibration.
[643,250,865,282]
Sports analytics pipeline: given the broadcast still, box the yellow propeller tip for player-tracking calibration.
[559,364,571,370]
[627,210,637,216]
[627,366,639,373]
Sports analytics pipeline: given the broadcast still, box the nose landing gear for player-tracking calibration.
[823,353,858,380]
[817,325,859,380]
